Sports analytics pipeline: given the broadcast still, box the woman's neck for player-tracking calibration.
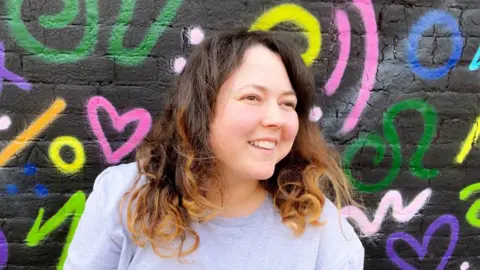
[208,179,268,218]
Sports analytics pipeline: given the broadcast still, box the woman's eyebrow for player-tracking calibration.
[236,84,296,96]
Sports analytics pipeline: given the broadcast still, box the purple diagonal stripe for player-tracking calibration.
[0,42,32,92]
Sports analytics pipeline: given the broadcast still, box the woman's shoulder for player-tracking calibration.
[92,161,143,194]
[314,197,365,269]
[90,162,145,211]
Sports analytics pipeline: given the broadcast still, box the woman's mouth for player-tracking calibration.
[248,140,276,149]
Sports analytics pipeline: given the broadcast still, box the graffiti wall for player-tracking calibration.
[0,0,478,269]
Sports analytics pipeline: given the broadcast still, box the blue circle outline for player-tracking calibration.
[407,10,463,80]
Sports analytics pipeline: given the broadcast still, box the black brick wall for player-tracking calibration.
[0,0,479,269]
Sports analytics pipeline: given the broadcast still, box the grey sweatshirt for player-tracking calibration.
[64,162,364,269]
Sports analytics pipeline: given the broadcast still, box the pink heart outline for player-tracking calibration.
[87,96,152,164]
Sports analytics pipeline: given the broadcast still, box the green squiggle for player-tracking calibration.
[7,0,99,63]
[343,99,438,193]
[39,0,80,29]
[108,0,184,66]
[26,191,86,270]
[459,183,480,228]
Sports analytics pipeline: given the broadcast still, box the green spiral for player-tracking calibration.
[343,99,439,193]
[7,0,99,63]
[7,0,184,66]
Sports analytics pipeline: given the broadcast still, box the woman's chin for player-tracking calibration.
[248,168,276,181]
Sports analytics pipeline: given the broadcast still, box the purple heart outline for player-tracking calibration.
[386,214,459,270]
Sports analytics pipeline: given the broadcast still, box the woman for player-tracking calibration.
[64,28,364,269]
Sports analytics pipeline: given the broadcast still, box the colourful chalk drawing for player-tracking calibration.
[108,0,184,66]
[249,3,321,67]
[0,229,7,268]
[87,96,152,164]
[459,183,480,228]
[0,42,31,93]
[171,26,205,74]
[343,99,438,193]
[469,46,480,71]
[0,99,66,167]
[324,9,350,96]
[172,56,187,74]
[0,115,11,131]
[26,190,86,270]
[341,188,432,236]
[38,0,79,29]
[454,115,480,164]
[340,0,379,134]
[49,136,86,174]
[339,0,379,134]
[6,184,17,195]
[23,163,37,176]
[6,0,99,63]
[7,0,184,65]
[461,262,471,270]
[406,10,463,80]
[386,214,459,270]
[309,106,322,122]
[248,1,377,134]
[188,26,205,45]
[34,184,48,197]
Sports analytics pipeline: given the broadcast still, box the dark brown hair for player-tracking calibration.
[121,28,357,260]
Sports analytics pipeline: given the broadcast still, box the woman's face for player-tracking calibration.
[209,44,299,182]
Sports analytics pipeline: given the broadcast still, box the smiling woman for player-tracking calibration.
[64,28,365,270]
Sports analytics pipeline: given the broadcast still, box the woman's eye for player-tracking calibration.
[244,95,260,101]
[284,102,297,108]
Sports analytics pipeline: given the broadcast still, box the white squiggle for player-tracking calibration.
[341,188,432,236]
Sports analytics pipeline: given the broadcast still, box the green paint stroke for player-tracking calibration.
[460,183,480,228]
[7,0,99,63]
[39,0,80,29]
[343,99,439,193]
[8,0,183,65]
[108,0,184,66]
[26,191,86,270]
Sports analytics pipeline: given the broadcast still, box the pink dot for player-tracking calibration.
[0,115,11,130]
[173,57,187,74]
[309,106,322,122]
[188,27,204,45]
[461,262,470,270]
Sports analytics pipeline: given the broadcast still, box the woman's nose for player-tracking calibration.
[261,102,286,127]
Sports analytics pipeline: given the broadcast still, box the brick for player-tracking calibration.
[23,56,114,84]
[0,0,480,268]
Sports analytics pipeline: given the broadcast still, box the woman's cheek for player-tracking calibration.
[283,112,299,140]
[227,104,261,129]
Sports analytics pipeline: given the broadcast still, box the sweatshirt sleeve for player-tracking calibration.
[315,198,365,269]
[327,244,365,269]
[63,166,134,270]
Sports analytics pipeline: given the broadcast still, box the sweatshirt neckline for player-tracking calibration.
[208,193,272,227]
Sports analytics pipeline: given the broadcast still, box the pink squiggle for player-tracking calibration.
[340,0,379,134]
[324,9,350,96]
[341,188,432,236]
[87,96,152,164]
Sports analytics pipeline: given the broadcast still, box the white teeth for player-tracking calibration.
[249,140,276,149]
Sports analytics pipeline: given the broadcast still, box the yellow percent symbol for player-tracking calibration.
[49,136,85,174]
[249,3,321,67]
[0,98,66,166]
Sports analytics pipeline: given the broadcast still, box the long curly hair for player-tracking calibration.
[121,28,358,260]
